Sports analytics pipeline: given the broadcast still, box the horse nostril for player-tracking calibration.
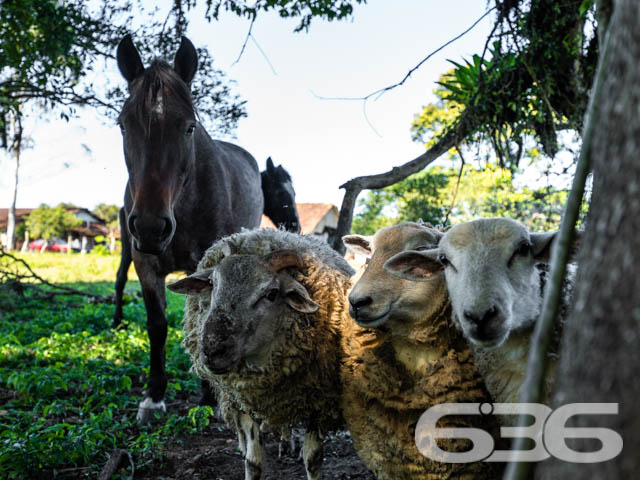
[128,214,138,237]
[350,296,373,310]
[161,218,173,239]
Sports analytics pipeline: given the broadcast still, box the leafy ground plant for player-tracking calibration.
[0,253,211,479]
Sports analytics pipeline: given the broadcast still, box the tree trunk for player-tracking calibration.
[20,230,28,253]
[536,1,640,477]
[5,110,22,251]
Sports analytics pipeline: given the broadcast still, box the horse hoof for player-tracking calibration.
[136,397,166,423]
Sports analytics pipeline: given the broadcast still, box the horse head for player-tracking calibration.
[261,157,300,233]
[116,34,198,255]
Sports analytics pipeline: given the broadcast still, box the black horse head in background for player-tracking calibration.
[261,157,300,232]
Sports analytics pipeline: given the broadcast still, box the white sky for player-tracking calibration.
[1,1,495,210]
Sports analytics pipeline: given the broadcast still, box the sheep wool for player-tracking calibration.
[181,228,353,436]
[341,300,502,480]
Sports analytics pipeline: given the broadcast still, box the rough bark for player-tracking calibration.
[536,0,640,477]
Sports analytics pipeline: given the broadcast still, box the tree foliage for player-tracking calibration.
[352,165,585,235]
[0,0,246,140]
[92,204,120,230]
[200,0,367,32]
[24,204,82,240]
[413,0,598,170]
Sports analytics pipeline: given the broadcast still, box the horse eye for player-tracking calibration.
[186,124,196,136]
[264,289,279,302]
[117,122,125,133]
[438,254,450,267]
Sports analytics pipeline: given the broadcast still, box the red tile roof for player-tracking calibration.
[259,203,337,235]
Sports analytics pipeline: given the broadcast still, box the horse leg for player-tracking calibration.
[303,429,323,480]
[239,413,264,480]
[113,208,131,328]
[135,261,168,423]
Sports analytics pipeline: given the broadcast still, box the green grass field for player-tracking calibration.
[0,252,214,479]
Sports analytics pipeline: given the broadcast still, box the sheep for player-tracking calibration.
[167,228,354,480]
[383,217,578,407]
[342,221,502,480]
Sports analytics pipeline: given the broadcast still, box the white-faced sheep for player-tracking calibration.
[384,217,579,406]
[342,222,502,480]
[168,228,354,480]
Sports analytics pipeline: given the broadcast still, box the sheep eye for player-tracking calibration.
[438,254,450,267]
[515,242,532,257]
[264,289,279,302]
[509,242,532,266]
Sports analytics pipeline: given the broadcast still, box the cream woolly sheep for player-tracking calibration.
[342,222,501,480]
[384,217,579,406]
[168,228,354,480]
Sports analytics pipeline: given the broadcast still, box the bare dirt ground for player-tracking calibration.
[137,417,376,480]
[134,393,376,480]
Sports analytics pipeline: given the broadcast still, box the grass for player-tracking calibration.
[0,252,213,479]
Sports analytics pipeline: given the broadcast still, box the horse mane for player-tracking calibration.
[119,60,196,136]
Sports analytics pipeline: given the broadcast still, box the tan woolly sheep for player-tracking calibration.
[342,222,502,480]
[168,228,354,480]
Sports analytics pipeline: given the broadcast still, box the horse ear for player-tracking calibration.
[174,36,198,85]
[266,157,275,173]
[117,34,144,83]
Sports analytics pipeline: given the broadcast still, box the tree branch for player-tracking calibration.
[0,247,105,300]
[329,124,467,252]
[232,17,256,66]
[313,7,495,103]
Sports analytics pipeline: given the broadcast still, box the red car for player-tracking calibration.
[27,238,73,253]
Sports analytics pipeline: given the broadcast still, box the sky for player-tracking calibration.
[1,1,496,210]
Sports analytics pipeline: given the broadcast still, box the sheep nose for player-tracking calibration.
[350,295,373,311]
[464,305,499,326]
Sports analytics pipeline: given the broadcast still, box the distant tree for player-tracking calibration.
[92,204,119,229]
[24,204,82,240]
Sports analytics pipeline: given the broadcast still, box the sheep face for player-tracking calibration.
[385,218,559,348]
[168,251,319,373]
[343,222,446,333]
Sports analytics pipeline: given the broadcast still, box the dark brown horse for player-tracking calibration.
[112,35,263,422]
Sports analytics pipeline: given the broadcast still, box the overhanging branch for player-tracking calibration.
[329,124,467,253]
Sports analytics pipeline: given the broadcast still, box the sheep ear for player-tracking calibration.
[383,249,442,281]
[174,36,198,85]
[531,230,582,262]
[117,34,144,84]
[281,277,319,314]
[342,235,372,256]
[167,269,214,295]
[531,232,556,261]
